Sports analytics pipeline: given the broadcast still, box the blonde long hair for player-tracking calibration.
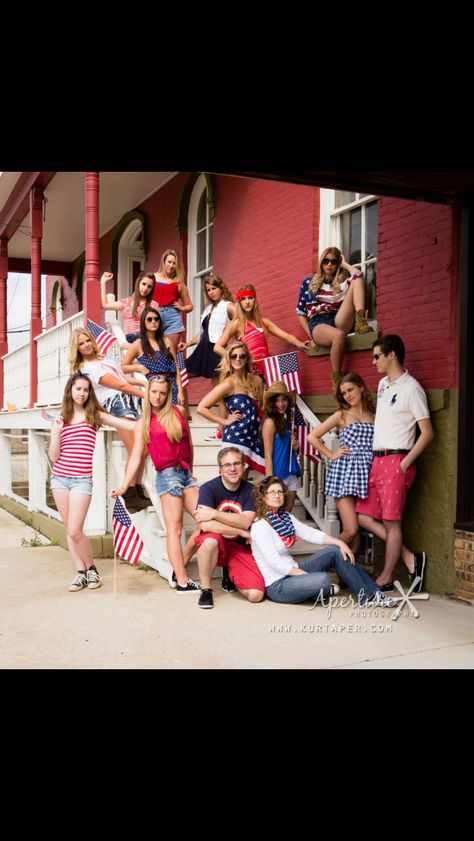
[68,328,103,372]
[234,284,265,338]
[308,246,346,296]
[141,378,183,445]
[218,341,261,401]
[155,248,184,285]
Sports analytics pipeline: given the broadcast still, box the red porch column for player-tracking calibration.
[29,187,43,408]
[0,238,8,409]
[83,172,101,325]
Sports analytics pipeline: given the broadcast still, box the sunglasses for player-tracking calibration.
[145,316,160,322]
[230,353,247,360]
[372,353,383,361]
[322,258,339,265]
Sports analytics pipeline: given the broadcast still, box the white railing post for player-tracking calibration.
[28,430,47,512]
[0,431,12,494]
[84,429,107,535]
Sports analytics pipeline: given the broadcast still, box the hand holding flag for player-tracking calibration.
[112,497,144,565]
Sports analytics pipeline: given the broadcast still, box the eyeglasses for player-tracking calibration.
[372,353,383,361]
[230,353,247,360]
[322,258,339,265]
[220,461,244,470]
[266,489,284,496]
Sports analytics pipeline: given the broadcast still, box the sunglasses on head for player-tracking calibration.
[148,374,169,382]
[230,352,247,360]
[322,258,339,265]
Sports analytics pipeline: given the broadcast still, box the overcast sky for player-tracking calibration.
[6,274,46,352]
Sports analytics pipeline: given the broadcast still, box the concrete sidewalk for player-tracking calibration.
[1,507,473,670]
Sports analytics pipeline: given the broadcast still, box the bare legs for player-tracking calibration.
[311,276,368,373]
[53,490,94,572]
[357,513,416,585]
[336,496,361,553]
[160,487,199,586]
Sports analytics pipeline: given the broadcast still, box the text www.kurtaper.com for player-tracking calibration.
[269,623,393,634]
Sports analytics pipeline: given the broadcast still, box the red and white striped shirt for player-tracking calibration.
[52,422,97,477]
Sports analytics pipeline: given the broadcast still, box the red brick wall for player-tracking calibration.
[187,176,318,404]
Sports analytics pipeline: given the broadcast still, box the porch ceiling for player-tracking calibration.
[4,171,178,262]
[210,171,474,205]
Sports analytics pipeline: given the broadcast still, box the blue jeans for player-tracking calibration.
[265,547,379,604]
[310,547,379,601]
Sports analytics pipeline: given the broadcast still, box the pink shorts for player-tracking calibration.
[194,532,265,591]
[355,454,416,521]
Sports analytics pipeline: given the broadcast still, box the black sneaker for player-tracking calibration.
[176,579,200,594]
[410,552,426,593]
[68,572,87,592]
[198,588,214,609]
[221,576,236,592]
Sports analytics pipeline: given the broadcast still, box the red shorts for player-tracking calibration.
[355,454,416,521]
[194,532,265,591]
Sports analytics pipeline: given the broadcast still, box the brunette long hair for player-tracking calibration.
[60,372,103,428]
[335,372,376,414]
[139,306,168,357]
[131,272,156,317]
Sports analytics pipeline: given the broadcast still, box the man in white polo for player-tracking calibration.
[356,334,434,593]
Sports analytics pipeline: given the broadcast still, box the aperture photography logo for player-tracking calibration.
[309,576,429,622]
[268,577,430,634]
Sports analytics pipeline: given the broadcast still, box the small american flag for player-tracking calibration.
[176,351,189,388]
[112,497,144,565]
[40,408,57,422]
[293,405,320,465]
[86,320,118,355]
[263,352,302,394]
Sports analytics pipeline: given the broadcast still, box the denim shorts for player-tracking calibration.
[160,305,184,336]
[155,466,199,498]
[282,473,300,491]
[51,475,93,495]
[309,311,337,333]
[103,393,141,419]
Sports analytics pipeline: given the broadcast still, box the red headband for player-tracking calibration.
[235,288,256,301]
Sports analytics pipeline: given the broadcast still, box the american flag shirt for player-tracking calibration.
[222,393,265,473]
[295,273,360,319]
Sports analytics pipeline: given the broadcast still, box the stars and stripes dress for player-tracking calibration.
[325,422,374,499]
[222,393,265,473]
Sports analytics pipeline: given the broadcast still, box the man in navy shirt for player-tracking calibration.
[194,447,265,609]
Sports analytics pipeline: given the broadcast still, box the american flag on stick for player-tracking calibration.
[293,405,320,465]
[112,497,144,565]
[176,351,189,388]
[86,320,118,355]
[263,351,302,394]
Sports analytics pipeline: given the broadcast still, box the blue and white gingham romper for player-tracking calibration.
[325,422,374,499]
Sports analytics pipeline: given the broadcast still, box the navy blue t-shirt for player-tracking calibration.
[197,477,255,544]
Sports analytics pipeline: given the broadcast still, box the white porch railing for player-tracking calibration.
[36,311,85,405]
[295,395,341,537]
[3,344,31,409]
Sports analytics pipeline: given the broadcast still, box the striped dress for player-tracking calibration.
[325,422,374,499]
[51,422,97,477]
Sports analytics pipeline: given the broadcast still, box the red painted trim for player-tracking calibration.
[8,258,72,278]
[83,172,101,324]
[0,172,55,241]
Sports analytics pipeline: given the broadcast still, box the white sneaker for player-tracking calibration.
[168,569,177,589]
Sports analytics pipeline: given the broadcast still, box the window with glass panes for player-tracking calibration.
[320,190,378,321]
[187,174,213,339]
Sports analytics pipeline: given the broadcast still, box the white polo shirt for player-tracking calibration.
[373,370,430,451]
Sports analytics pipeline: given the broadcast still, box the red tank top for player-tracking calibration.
[147,408,191,471]
[242,320,269,362]
[152,281,179,307]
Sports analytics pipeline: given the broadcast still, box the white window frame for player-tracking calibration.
[187,174,213,339]
[117,219,145,325]
[51,278,63,324]
[319,188,378,323]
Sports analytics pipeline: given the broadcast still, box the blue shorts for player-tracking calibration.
[309,311,337,333]
[51,475,93,494]
[103,393,141,419]
[159,305,184,336]
[155,466,199,498]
